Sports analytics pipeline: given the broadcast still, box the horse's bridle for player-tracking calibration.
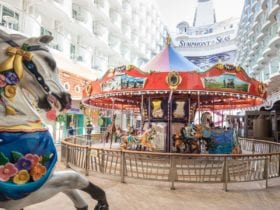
[4,39,51,93]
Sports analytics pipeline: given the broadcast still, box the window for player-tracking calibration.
[40,27,52,36]
[64,82,70,91]
[1,6,19,31]
[70,44,76,60]
[75,85,81,93]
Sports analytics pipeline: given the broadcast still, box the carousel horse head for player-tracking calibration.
[0,31,71,127]
[201,112,213,128]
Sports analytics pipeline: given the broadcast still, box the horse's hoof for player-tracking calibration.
[94,202,109,210]
[77,206,88,210]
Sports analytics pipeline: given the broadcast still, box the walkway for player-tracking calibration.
[22,161,280,210]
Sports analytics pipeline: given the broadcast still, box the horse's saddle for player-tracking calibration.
[0,130,57,201]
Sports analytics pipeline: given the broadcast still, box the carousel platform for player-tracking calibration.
[17,147,280,210]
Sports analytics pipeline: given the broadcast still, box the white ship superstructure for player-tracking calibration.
[0,0,167,80]
[173,0,239,70]
[235,0,280,109]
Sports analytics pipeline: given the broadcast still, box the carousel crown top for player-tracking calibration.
[143,37,199,72]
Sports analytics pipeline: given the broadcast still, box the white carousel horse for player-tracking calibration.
[201,111,213,128]
[0,31,108,210]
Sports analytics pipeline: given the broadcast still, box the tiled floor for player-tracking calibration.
[17,161,280,210]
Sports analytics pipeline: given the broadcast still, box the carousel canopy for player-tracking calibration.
[143,43,199,72]
[82,64,267,111]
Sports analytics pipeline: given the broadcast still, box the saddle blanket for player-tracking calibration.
[0,130,57,201]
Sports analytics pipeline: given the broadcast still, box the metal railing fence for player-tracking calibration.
[61,137,280,191]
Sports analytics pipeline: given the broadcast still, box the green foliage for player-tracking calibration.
[11,151,23,162]
[40,153,54,165]
[56,114,65,123]
[0,152,9,165]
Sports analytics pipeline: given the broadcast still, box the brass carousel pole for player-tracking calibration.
[212,97,215,126]
[188,95,191,123]
[141,94,144,132]
[148,95,151,126]
[198,92,201,124]
[110,98,115,149]
[168,90,173,152]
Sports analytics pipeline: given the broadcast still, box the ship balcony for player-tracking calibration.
[256,32,265,42]
[267,23,280,48]
[93,23,109,44]
[252,63,259,71]
[51,0,72,17]
[252,42,260,50]
[249,49,255,57]
[254,8,263,21]
[131,35,139,48]
[131,16,140,30]
[261,20,272,33]
[108,36,121,54]
[93,56,108,72]
[262,47,273,58]
[268,35,280,49]
[72,4,93,33]
[261,0,268,9]
[75,45,92,66]
[252,0,258,9]
[110,10,122,29]
[95,0,110,18]
[248,31,254,38]
[122,24,131,40]
[268,3,280,21]
[108,0,122,10]
[257,56,267,66]
[48,31,64,52]
[122,3,132,18]
[251,21,258,31]
[270,63,280,76]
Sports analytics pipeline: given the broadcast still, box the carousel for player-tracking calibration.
[82,40,267,153]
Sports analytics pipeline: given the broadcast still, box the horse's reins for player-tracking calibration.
[3,39,51,93]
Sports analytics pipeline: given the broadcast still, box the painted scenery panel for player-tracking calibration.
[203,74,249,92]
[101,75,146,91]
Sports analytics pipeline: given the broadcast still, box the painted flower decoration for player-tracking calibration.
[13,170,30,184]
[15,157,32,171]
[0,74,6,88]
[25,154,40,168]
[4,85,17,98]
[30,163,46,181]
[0,163,18,182]
[4,72,19,85]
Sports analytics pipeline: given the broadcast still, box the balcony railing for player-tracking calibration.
[95,0,110,17]
[72,4,93,32]
[110,11,122,29]
[94,23,109,43]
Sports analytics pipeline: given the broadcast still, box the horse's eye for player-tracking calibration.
[44,56,56,71]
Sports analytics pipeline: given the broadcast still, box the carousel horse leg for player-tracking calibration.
[64,190,88,210]
[2,171,108,210]
[82,182,108,210]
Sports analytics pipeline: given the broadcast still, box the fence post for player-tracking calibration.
[100,149,105,174]
[85,146,90,176]
[223,157,228,192]
[252,140,255,154]
[65,145,70,168]
[264,156,269,189]
[60,143,65,162]
[278,154,280,177]
[169,155,176,190]
[120,150,126,183]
